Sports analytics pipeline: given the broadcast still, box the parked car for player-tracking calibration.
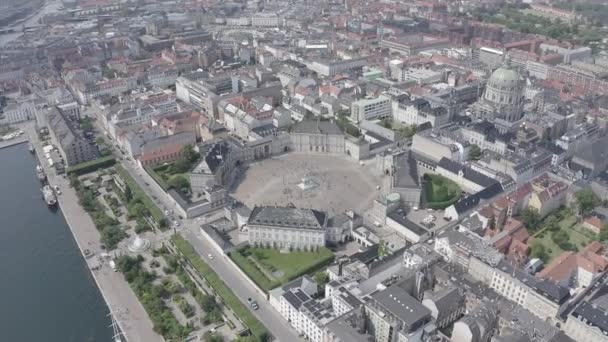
[247,298,259,310]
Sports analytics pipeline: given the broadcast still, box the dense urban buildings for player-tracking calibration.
[5,0,608,341]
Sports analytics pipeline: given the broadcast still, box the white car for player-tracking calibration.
[208,254,214,260]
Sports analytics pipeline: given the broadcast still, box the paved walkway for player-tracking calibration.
[28,127,163,342]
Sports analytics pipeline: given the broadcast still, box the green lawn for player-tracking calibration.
[230,247,334,291]
[147,163,191,192]
[424,174,461,209]
[559,215,577,230]
[171,235,269,340]
[533,214,593,262]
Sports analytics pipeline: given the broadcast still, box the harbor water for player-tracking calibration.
[0,143,113,342]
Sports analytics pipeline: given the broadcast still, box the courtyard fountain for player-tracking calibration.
[127,234,151,253]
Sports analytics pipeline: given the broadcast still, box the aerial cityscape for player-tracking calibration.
[2,0,608,341]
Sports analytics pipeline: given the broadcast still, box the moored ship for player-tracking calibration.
[28,143,34,153]
[42,185,57,206]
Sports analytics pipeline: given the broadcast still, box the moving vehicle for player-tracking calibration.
[247,297,259,310]
[109,260,117,272]
[208,253,214,260]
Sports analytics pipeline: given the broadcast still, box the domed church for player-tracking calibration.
[472,57,525,132]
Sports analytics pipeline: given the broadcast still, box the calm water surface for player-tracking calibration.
[0,143,113,342]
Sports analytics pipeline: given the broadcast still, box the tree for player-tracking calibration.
[168,175,190,191]
[543,214,560,232]
[80,117,94,131]
[520,208,541,231]
[202,332,224,342]
[575,189,599,215]
[100,225,127,250]
[398,125,417,138]
[129,201,147,217]
[172,158,191,173]
[599,225,608,242]
[124,185,133,202]
[314,271,330,287]
[469,144,482,160]
[198,294,218,313]
[530,241,549,263]
[182,144,198,163]
[380,118,393,129]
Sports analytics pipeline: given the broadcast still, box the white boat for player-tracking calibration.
[41,185,57,206]
[28,143,34,153]
[36,165,46,181]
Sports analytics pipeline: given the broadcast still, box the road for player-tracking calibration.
[28,125,163,342]
[118,156,302,342]
[95,122,303,341]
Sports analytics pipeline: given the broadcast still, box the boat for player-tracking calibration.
[41,185,57,206]
[36,165,46,181]
[28,143,34,153]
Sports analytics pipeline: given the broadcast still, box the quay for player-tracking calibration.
[0,135,28,150]
[27,126,163,342]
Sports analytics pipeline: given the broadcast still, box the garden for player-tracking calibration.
[171,235,270,341]
[115,165,166,227]
[229,245,335,291]
[528,207,595,263]
[145,144,199,193]
[116,246,232,341]
[423,174,461,210]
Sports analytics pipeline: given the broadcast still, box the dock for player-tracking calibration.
[0,135,28,150]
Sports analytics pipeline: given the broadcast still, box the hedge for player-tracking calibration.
[424,174,461,210]
[145,166,170,190]
[171,234,269,340]
[115,165,164,224]
[66,156,116,175]
[229,251,280,291]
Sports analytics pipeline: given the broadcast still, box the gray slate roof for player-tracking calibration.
[438,157,497,188]
[291,120,343,135]
[370,285,431,330]
[248,206,327,230]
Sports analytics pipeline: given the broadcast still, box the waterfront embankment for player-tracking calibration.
[28,126,163,342]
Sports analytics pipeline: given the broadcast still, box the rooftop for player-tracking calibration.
[291,120,343,136]
[248,206,327,230]
[369,285,431,330]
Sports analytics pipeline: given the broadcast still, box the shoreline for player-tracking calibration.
[0,136,28,149]
[28,127,163,342]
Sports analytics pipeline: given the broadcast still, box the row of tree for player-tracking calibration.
[117,255,194,340]
[71,176,127,249]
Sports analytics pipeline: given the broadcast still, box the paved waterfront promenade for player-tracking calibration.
[29,128,163,342]
[0,136,28,149]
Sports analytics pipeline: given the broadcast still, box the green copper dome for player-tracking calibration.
[487,59,521,90]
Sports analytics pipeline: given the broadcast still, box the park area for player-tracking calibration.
[145,144,199,193]
[529,208,596,263]
[423,174,461,210]
[229,246,334,291]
